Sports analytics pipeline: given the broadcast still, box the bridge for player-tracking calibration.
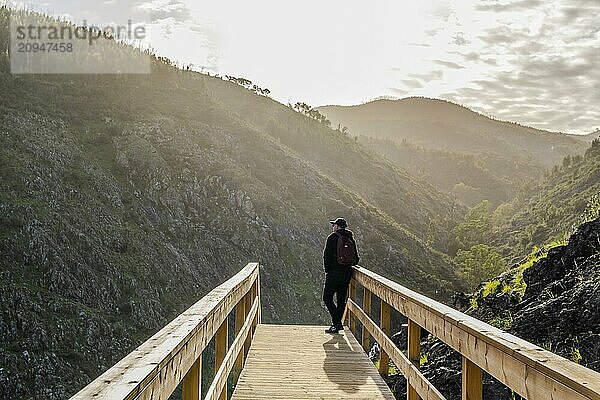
[71,262,600,400]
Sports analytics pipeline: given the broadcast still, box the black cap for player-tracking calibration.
[329,217,347,228]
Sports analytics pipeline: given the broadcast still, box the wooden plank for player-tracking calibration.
[352,266,600,400]
[243,290,252,361]
[361,288,372,353]
[348,279,357,335]
[251,281,258,336]
[231,325,395,400]
[215,318,228,400]
[204,297,259,400]
[379,300,391,376]
[233,299,245,384]
[462,356,482,400]
[408,319,421,400]
[71,263,259,400]
[256,271,262,323]
[182,358,202,400]
[347,299,446,400]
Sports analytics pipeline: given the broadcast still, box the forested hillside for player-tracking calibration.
[319,98,587,206]
[489,140,600,261]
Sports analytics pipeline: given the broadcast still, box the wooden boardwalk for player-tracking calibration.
[231,325,395,400]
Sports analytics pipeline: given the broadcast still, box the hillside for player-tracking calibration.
[358,136,516,206]
[488,139,600,262]
[319,98,587,206]
[0,8,465,399]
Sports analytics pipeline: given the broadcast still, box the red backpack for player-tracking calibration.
[336,232,357,266]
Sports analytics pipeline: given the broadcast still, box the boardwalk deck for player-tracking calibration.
[231,325,396,400]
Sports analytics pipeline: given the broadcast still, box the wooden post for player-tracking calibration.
[233,299,245,385]
[251,280,259,334]
[348,279,357,334]
[215,318,228,400]
[379,300,391,376]
[182,357,202,400]
[256,271,262,324]
[361,288,372,352]
[462,356,483,400]
[243,290,252,361]
[407,319,421,400]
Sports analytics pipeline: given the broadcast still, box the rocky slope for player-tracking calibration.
[385,216,600,399]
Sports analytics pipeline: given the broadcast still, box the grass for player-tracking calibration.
[373,359,399,376]
[488,311,513,330]
[570,348,582,364]
[501,236,569,296]
[481,280,502,297]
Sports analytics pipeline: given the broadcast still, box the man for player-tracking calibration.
[322,217,360,334]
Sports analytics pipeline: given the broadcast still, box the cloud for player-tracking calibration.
[561,7,585,23]
[452,32,470,46]
[475,0,543,12]
[401,79,424,89]
[425,28,442,37]
[479,26,527,45]
[139,0,190,21]
[408,70,444,81]
[433,60,465,69]
[389,87,409,96]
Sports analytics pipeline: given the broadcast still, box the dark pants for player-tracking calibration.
[322,269,353,327]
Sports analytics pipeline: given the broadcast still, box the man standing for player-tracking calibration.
[322,217,360,334]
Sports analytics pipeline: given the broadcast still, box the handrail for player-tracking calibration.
[346,265,600,400]
[71,262,261,400]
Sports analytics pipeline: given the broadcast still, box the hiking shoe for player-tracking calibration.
[325,325,341,334]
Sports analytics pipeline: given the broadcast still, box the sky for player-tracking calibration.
[7,0,600,134]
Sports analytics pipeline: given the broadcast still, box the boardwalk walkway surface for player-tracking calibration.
[231,324,396,400]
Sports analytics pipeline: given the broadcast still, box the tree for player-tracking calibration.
[293,102,331,127]
[454,244,507,289]
[452,200,492,250]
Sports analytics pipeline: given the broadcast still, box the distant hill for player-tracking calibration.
[580,129,600,142]
[358,136,516,206]
[319,98,587,206]
[0,7,464,398]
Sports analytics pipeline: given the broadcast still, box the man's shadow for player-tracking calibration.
[322,333,367,394]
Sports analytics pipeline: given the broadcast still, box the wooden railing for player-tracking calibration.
[71,262,261,400]
[345,266,600,400]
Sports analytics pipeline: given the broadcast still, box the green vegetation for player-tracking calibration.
[454,244,507,289]
[467,235,569,313]
[452,200,493,251]
[571,348,582,364]
[489,140,600,263]
[449,200,509,290]
[575,192,600,229]
[481,280,502,297]
[488,312,513,330]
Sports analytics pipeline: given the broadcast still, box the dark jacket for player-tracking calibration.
[323,228,360,273]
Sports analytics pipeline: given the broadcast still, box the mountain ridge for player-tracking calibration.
[318,97,588,206]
